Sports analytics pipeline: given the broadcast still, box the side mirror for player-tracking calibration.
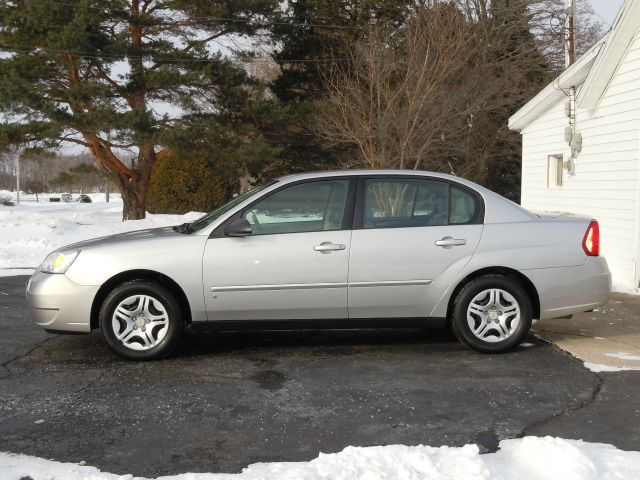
[224,218,252,237]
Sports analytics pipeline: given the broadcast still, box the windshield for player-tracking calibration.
[185,181,276,233]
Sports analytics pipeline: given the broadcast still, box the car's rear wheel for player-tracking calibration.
[451,275,532,353]
[99,280,183,360]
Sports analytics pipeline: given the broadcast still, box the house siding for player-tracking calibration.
[520,30,640,290]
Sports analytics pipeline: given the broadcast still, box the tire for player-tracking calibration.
[451,274,532,353]
[99,280,183,360]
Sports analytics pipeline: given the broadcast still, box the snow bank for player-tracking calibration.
[0,194,203,275]
[1,437,640,480]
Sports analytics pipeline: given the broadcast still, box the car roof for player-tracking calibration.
[276,169,490,193]
[278,169,462,183]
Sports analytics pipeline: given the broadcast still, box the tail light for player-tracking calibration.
[582,220,600,256]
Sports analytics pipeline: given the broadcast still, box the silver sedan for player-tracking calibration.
[26,170,611,359]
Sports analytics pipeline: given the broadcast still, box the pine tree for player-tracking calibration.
[255,0,409,181]
[0,0,277,219]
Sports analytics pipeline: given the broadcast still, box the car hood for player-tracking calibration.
[58,226,183,251]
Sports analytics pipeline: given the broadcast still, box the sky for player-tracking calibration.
[591,0,625,28]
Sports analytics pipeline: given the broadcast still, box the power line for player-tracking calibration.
[591,10,612,29]
[0,44,353,63]
[0,35,557,64]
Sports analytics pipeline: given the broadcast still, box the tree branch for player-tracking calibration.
[141,0,154,14]
[93,63,123,92]
[56,136,89,147]
[183,31,229,54]
[96,137,136,149]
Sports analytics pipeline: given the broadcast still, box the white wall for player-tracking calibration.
[520,30,640,290]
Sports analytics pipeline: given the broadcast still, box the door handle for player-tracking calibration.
[314,242,346,252]
[435,237,466,248]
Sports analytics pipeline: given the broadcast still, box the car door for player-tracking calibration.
[348,176,484,318]
[203,178,355,321]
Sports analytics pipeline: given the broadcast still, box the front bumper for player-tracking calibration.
[26,271,100,333]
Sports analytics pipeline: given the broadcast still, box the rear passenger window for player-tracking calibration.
[363,179,449,229]
[450,186,481,224]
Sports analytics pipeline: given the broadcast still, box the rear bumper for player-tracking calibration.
[26,271,99,333]
[523,256,612,320]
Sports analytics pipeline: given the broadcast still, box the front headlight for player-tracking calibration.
[40,250,80,274]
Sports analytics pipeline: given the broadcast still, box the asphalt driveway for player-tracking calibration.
[1,275,639,477]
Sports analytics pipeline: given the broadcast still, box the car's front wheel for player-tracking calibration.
[451,275,532,353]
[99,280,183,360]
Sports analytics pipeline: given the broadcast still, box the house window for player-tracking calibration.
[547,154,564,187]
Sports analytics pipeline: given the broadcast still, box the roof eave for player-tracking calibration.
[577,0,640,110]
[508,41,604,132]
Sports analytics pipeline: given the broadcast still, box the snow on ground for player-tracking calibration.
[583,352,640,372]
[606,352,640,362]
[0,192,203,276]
[611,282,640,295]
[584,362,640,373]
[2,437,640,480]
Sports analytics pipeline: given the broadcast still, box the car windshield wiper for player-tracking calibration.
[173,222,191,234]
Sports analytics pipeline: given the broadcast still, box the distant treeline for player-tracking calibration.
[0,151,116,194]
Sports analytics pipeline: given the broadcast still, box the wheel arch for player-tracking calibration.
[446,267,540,321]
[90,269,192,330]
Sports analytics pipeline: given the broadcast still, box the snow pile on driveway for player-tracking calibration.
[2,437,640,480]
[0,192,203,275]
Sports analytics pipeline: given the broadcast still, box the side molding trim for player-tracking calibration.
[350,280,433,288]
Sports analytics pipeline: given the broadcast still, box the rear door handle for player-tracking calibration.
[314,242,346,252]
[435,237,466,248]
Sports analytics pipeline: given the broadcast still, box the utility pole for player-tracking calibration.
[15,153,20,205]
[564,0,579,175]
[565,0,576,67]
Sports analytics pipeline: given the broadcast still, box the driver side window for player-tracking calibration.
[244,180,350,235]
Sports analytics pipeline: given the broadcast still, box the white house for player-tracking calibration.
[509,0,640,291]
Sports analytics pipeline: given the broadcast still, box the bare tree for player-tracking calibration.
[319,3,489,173]
[0,148,18,191]
[317,0,549,198]
[529,0,605,70]
[24,179,47,202]
[458,0,605,71]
